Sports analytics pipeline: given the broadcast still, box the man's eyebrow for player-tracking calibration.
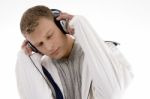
[44,29,52,37]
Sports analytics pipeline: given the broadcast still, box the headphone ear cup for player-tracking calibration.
[59,20,67,33]
[51,9,68,34]
[27,41,43,55]
[54,18,68,34]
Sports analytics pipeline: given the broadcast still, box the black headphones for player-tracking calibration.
[27,9,67,54]
[51,9,68,34]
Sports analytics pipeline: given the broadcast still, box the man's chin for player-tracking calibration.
[48,55,62,60]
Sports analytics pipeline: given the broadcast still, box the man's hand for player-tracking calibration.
[56,12,74,35]
[21,40,32,56]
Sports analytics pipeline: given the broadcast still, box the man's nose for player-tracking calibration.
[44,42,55,52]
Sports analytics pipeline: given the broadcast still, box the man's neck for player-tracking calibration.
[63,34,75,59]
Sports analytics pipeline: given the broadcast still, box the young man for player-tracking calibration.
[16,5,133,99]
[17,5,85,99]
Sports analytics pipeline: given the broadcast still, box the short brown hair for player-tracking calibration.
[20,5,54,34]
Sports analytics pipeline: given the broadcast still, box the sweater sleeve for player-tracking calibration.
[69,15,133,99]
[15,50,54,99]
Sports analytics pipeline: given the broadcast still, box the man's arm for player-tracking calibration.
[15,50,54,99]
[69,15,133,98]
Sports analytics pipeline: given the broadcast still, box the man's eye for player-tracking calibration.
[38,42,43,47]
[47,36,50,39]
[47,35,52,39]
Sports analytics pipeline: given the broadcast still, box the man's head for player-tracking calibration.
[20,5,54,34]
[20,5,74,59]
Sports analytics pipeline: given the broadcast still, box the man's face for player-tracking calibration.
[25,17,68,60]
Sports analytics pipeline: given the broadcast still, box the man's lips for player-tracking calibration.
[50,48,59,55]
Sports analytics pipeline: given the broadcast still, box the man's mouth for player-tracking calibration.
[50,48,59,55]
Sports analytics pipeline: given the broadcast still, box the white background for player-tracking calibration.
[0,0,150,99]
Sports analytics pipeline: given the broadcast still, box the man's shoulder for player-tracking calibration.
[41,55,53,66]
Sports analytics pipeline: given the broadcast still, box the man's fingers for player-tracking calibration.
[55,12,74,35]
[21,40,28,49]
[56,12,73,20]
[21,40,32,55]
[24,46,32,55]
[67,27,74,35]
[56,13,67,20]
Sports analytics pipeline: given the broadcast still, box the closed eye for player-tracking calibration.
[47,34,53,39]
[47,35,51,39]
[37,42,43,47]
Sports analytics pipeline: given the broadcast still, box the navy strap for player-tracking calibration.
[42,66,64,99]
[105,41,120,46]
